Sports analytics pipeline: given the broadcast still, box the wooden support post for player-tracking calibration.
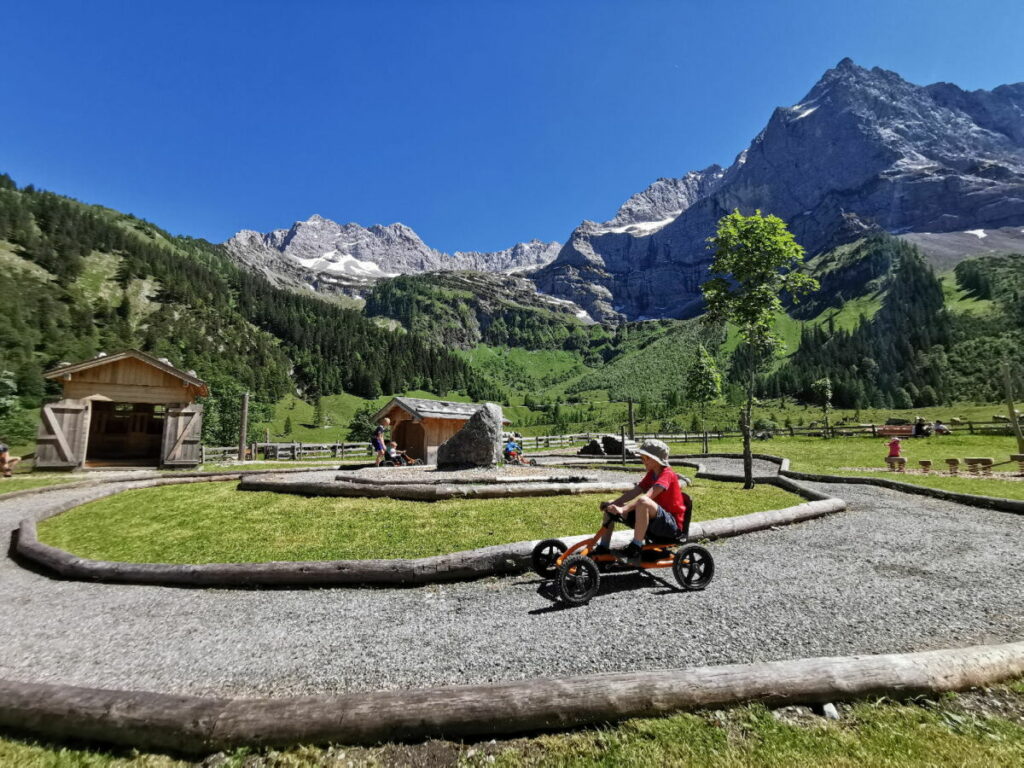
[1002,362,1024,454]
[627,399,635,440]
[1011,454,1024,476]
[238,392,249,462]
[620,426,626,465]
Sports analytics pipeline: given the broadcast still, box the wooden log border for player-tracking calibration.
[241,477,636,501]
[13,467,845,587]
[674,450,1024,516]
[0,641,1021,755]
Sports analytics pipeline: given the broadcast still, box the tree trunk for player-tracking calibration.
[742,378,754,489]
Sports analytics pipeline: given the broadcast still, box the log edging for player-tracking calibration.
[675,452,1024,515]
[0,641,1020,754]
[240,477,635,501]
[14,467,845,587]
[779,469,1024,514]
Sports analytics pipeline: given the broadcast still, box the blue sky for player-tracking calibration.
[3,1,1023,252]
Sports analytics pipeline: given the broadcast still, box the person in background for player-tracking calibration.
[0,440,21,478]
[885,436,902,463]
[934,419,951,435]
[371,417,391,467]
[385,440,411,465]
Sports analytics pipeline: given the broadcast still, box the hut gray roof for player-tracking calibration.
[374,397,509,423]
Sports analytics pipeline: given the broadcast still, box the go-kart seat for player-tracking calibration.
[644,492,693,545]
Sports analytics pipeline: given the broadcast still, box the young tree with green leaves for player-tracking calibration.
[346,405,379,444]
[812,376,833,439]
[685,343,722,453]
[702,210,818,488]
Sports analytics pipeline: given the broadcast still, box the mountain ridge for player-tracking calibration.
[226,215,560,297]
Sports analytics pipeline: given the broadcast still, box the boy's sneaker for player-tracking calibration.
[618,541,643,560]
[590,544,611,557]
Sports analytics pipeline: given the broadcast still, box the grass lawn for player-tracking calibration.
[37,478,798,564]
[2,683,1022,767]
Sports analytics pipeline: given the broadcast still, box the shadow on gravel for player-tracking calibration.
[529,570,683,613]
[6,530,57,580]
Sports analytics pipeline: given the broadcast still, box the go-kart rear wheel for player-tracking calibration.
[531,538,567,578]
[557,555,601,605]
[673,545,714,591]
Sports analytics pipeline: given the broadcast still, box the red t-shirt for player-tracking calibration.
[887,439,902,458]
[638,466,688,529]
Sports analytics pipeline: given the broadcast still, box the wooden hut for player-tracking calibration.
[372,397,508,464]
[35,350,209,470]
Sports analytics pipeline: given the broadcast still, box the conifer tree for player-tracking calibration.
[685,343,722,453]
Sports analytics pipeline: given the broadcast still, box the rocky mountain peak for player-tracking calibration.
[534,60,1024,322]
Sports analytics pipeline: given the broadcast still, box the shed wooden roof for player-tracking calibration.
[374,397,509,423]
[44,350,209,396]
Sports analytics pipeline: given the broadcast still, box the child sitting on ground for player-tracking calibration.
[594,439,688,559]
[0,441,21,478]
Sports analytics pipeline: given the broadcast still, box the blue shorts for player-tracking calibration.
[623,505,679,539]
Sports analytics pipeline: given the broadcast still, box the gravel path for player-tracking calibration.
[1,463,1022,698]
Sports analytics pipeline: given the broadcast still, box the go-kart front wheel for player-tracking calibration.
[531,538,567,578]
[673,545,714,591]
[557,555,601,605]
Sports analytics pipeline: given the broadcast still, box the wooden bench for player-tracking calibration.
[885,456,907,473]
[1013,454,1024,475]
[878,425,914,437]
[945,458,960,476]
[918,460,932,474]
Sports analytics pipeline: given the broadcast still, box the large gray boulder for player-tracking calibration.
[436,403,504,469]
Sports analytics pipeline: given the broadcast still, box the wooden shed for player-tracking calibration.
[36,350,209,470]
[372,397,509,465]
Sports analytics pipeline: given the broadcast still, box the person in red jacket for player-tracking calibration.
[593,439,688,559]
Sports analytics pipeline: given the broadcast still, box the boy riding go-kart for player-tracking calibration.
[531,439,714,604]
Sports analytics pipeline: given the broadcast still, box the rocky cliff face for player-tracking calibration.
[604,165,725,230]
[226,215,560,297]
[534,58,1024,321]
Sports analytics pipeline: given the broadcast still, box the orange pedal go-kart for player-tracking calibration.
[530,495,714,604]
